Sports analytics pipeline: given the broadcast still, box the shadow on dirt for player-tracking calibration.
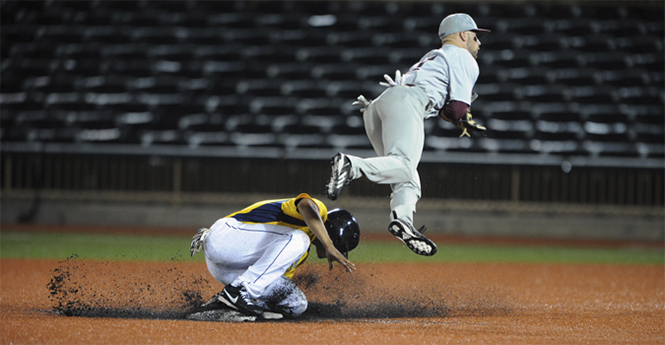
[47,256,513,321]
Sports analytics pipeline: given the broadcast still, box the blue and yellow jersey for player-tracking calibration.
[224,193,327,278]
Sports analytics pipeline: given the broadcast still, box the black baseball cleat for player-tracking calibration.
[388,219,437,256]
[326,152,353,200]
[217,284,264,316]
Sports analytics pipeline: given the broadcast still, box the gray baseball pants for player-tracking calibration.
[346,85,430,225]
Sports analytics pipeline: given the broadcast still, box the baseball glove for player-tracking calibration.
[456,111,487,137]
[441,93,487,137]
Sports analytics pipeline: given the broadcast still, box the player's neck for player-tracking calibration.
[442,39,465,50]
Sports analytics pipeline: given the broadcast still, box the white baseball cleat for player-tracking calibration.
[388,219,437,256]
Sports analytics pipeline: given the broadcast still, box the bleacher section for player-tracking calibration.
[1,1,663,159]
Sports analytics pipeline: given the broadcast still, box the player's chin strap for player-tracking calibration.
[353,70,405,113]
[190,227,211,257]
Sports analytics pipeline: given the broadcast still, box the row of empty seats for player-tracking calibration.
[1,0,663,159]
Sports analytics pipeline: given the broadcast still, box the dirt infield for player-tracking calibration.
[1,258,663,344]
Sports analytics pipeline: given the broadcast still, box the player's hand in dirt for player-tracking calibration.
[313,238,355,272]
[325,247,356,273]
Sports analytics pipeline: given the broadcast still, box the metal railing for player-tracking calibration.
[2,143,663,207]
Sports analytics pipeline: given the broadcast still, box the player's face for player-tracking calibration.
[466,31,481,59]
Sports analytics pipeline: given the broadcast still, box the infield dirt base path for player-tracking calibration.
[1,258,663,344]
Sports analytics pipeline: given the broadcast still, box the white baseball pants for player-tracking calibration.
[202,217,309,317]
[346,85,430,225]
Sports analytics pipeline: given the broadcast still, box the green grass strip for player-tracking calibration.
[353,241,664,265]
[1,231,663,265]
[1,231,192,262]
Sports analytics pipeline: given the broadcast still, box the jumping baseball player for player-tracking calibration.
[326,13,490,256]
[189,193,359,318]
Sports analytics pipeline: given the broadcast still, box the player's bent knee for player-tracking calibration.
[387,154,417,181]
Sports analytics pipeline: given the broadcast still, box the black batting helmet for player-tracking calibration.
[324,208,360,258]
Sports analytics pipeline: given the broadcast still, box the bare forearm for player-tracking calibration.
[298,200,334,250]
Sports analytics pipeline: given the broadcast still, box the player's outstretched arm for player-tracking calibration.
[298,198,356,273]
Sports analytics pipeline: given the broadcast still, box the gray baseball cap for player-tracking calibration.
[438,13,491,39]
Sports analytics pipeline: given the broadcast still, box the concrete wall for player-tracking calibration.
[2,193,663,243]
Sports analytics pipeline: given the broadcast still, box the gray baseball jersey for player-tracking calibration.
[403,44,479,119]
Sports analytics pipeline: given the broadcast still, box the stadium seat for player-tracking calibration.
[479,137,534,154]
[280,80,327,98]
[326,31,375,47]
[616,86,663,105]
[579,104,626,123]
[355,64,408,81]
[495,17,548,35]
[341,46,392,65]
[295,46,341,64]
[517,33,567,52]
[371,31,424,48]
[596,70,646,87]
[481,49,532,68]
[481,32,516,51]
[533,120,582,141]
[545,18,596,35]
[563,34,614,53]
[266,62,314,80]
[636,142,664,158]
[583,140,635,157]
[236,79,284,97]
[499,66,550,85]
[530,50,581,68]
[473,83,518,102]
[279,133,327,149]
[327,133,371,150]
[486,118,534,140]
[594,19,644,37]
[255,13,302,30]
[388,48,427,65]
[629,53,665,71]
[483,3,538,18]
[402,16,441,33]
[633,122,663,145]
[532,103,582,122]
[579,51,630,70]
[194,44,243,62]
[300,115,344,133]
[296,98,344,116]
[514,84,566,102]
[241,45,295,64]
[140,129,183,146]
[0,0,662,161]
[249,97,298,116]
[529,139,582,155]
[613,35,664,54]
[565,85,617,104]
[583,121,630,143]
[325,80,381,99]
[549,68,597,86]
[310,63,359,80]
